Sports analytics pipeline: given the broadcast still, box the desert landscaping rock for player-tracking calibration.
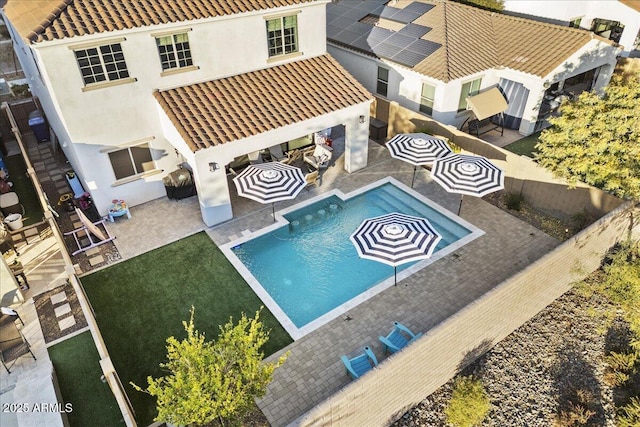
[393,288,619,426]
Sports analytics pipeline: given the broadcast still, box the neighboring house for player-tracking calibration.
[327,0,621,136]
[504,0,640,57]
[1,0,372,226]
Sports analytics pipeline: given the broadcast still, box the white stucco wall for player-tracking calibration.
[504,0,640,56]
[3,2,329,215]
[330,35,620,136]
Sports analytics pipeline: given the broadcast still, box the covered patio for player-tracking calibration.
[153,54,372,227]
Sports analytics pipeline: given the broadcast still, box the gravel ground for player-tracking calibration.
[392,287,622,427]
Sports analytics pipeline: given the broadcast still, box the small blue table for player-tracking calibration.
[108,201,131,222]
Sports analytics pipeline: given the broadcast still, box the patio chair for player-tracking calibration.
[303,144,333,169]
[341,346,378,379]
[269,144,286,162]
[0,330,36,373]
[1,306,24,326]
[304,170,320,188]
[379,321,423,354]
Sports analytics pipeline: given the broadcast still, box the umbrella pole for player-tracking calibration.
[457,195,464,216]
[394,265,397,286]
[411,166,417,188]
[272,203,276,222]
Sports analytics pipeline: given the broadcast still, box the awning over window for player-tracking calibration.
[466,87,508,121]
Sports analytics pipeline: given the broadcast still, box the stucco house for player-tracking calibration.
[1,0,372,226]
[504,0,640,58]
[327,0,621,137]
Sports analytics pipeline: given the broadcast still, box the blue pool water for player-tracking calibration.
[231,182,476,332]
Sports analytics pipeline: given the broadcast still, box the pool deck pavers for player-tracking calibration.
[3,128,559,427]
[107,135,560,426]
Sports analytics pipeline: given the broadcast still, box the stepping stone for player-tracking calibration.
[70,214,79,221]
[58,315,76,331]
[73,221,83,229]
[52,174,64,181]
[54,303,71,317]
[89,255,104,266]
[50,291,67,305]
[39,176,51,182]
[85,247,101,256]
[23,228,38,237]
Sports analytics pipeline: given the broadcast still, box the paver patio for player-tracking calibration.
[2,125,559,427]
[103,132,560,426]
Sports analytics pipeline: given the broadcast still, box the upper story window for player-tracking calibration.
[266,15,298,57]
[568,17,582,29]
[108,144,154,181]
[74,43,129,85]
[420,83,435,115]
[156,33,193,71]
[377,67,389,97]
[458,78,482,112]
[591,18,624,43]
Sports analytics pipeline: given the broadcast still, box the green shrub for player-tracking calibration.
[618,397,640,427]
[504,193,523,211]
[445,376,490,427]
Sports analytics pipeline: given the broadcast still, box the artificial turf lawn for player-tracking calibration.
[80,231,293,426]
[47,331,125,427]
[4,154,44,227]
[503,131,542,158]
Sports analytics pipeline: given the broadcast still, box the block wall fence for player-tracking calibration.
[370,98,624,219]
[297,200,639,426]
[292,99,639,426]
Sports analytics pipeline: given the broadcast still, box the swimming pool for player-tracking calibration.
[221,178,484,339]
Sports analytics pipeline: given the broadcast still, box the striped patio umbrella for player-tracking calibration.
[233,162,306,221]
[430,154,504,215]
[350,212,442,286]
[386,133,452,187]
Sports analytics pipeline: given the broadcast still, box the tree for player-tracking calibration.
[132,307,287,427]
[534,71,640,201]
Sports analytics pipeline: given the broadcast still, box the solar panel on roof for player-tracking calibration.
[350,36,374,53]
[407,39,441,54]
[391,49,427,67]
[368,26,394,42]
[372,42,400,58]
[390,10,421,24]
[343,8,369,21]
[330,16,354,29]
[345,21,374,34]
[386,33,416,48]
[327,3,351,17]
[379,6,401,20]
[403,2,435,15]
[327,25,342,38]
[333,30,364,45]
[398,23,431,38]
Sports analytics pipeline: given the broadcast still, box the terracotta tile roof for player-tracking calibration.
[329,0,614,82]
[3,0,314,43]
[620,0,640,13]
[153,54,372,152]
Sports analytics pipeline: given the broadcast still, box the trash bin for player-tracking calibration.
[369,117,387,141]
[28,110,50,142]
[4,213,23,231]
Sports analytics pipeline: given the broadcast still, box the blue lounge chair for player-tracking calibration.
[379,322,423,354]
[341,346,378,379]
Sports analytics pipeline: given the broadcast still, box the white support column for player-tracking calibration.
[518,83,546,136]
[343,112,370,173]
[192,159,233,227]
